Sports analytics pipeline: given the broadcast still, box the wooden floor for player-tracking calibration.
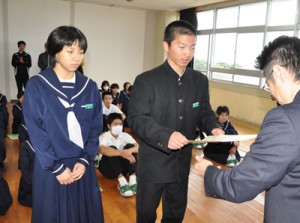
[0,103,263,223]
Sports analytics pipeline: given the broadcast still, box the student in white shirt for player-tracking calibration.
[98,113,138,197]
[102,92,125,132]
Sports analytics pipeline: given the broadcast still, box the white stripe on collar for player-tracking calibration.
[25,140,35,153]
[15,104,22,111]
[37,74,90,101]
[71,78,89,101]
[21,124,27,130]
[37,74,67,98]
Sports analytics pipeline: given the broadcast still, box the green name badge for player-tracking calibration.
[192,102,199,108]
[84,104,93,109]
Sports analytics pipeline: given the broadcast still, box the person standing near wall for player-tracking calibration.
[37,42,50,72]
[11,41,31,94]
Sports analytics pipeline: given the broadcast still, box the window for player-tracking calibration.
[235,33,264,70]
[197,10,214,30]
[212,72,233,82]
[216,7,238,28]
[196,0,300,88]
[239,2,267,27]
[269,0,297,26]
[213,33,236,69]
[267,30,294,42]
[234,75,260,86]
[194,35,210,72]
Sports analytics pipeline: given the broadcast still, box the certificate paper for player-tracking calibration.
[188,134,257,143]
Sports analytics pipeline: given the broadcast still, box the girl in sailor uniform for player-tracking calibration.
[23,26,104,223]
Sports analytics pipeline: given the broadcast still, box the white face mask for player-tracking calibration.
[111,125,123,136]
[103,86,109,91]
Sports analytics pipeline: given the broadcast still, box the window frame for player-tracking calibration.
[195,0,299,88]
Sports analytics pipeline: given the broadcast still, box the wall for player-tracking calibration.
[0,0,157,100]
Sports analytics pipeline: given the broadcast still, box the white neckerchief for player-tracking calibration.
[37,73,90,149]
[58,97,84,149]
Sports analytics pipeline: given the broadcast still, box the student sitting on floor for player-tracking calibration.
[96,113,138,197]
[203,105,241,167]
[102,92,125,132]
[0,171,13,215]
[18,139,35,207]
[0,91,9,136]
[12,91,24,134]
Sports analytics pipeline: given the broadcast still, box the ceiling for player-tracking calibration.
[63,0,229,11]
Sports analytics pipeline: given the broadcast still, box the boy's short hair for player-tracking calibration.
[107,113,122,125]
[216,106,230,116]
[111,83,119,89]
[163,20,197,46]
[102,91,113,100]
[18,41,26,46]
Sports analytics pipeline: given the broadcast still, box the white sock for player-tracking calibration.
[118,176,128,186]
[129,174,137,186]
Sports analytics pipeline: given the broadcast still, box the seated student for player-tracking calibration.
[102,92,125,132]
[12,91,24,134]
[18,123,29,144]
[203,105,241,167]
[0,91,9,136]
[18,123,30,169]
[97,113,138,197]
[99,80,110,94]
[119,83,132,127]
[0,171,13,215]
[110,83,121,107]
[18,139,35,207]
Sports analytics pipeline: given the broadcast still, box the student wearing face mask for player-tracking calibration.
[99,80,110,94]
[97,113,139,197]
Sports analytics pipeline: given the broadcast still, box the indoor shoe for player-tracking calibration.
[118,184,134,197]
[226,159,239,167]
[129,183,137,195]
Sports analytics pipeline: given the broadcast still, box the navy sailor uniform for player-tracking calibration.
[23,68,104,223]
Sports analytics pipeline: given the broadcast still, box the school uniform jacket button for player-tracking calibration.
[179,116,183,120]
[178,99,184,103]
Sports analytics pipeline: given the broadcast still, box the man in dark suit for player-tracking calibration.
[195,36,300,223]
[128,20,223,223]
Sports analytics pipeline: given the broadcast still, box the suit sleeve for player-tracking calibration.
[23,78,66,176]
[204,107,299,203]
[127,75,173,153]
[78,84,103,167]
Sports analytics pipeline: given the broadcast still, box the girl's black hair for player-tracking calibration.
[47,26,87,66]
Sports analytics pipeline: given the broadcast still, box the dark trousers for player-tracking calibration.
[15,74,29,94]
[136,178,189,223]
[203,142,241,165]
[98,144,137,179]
